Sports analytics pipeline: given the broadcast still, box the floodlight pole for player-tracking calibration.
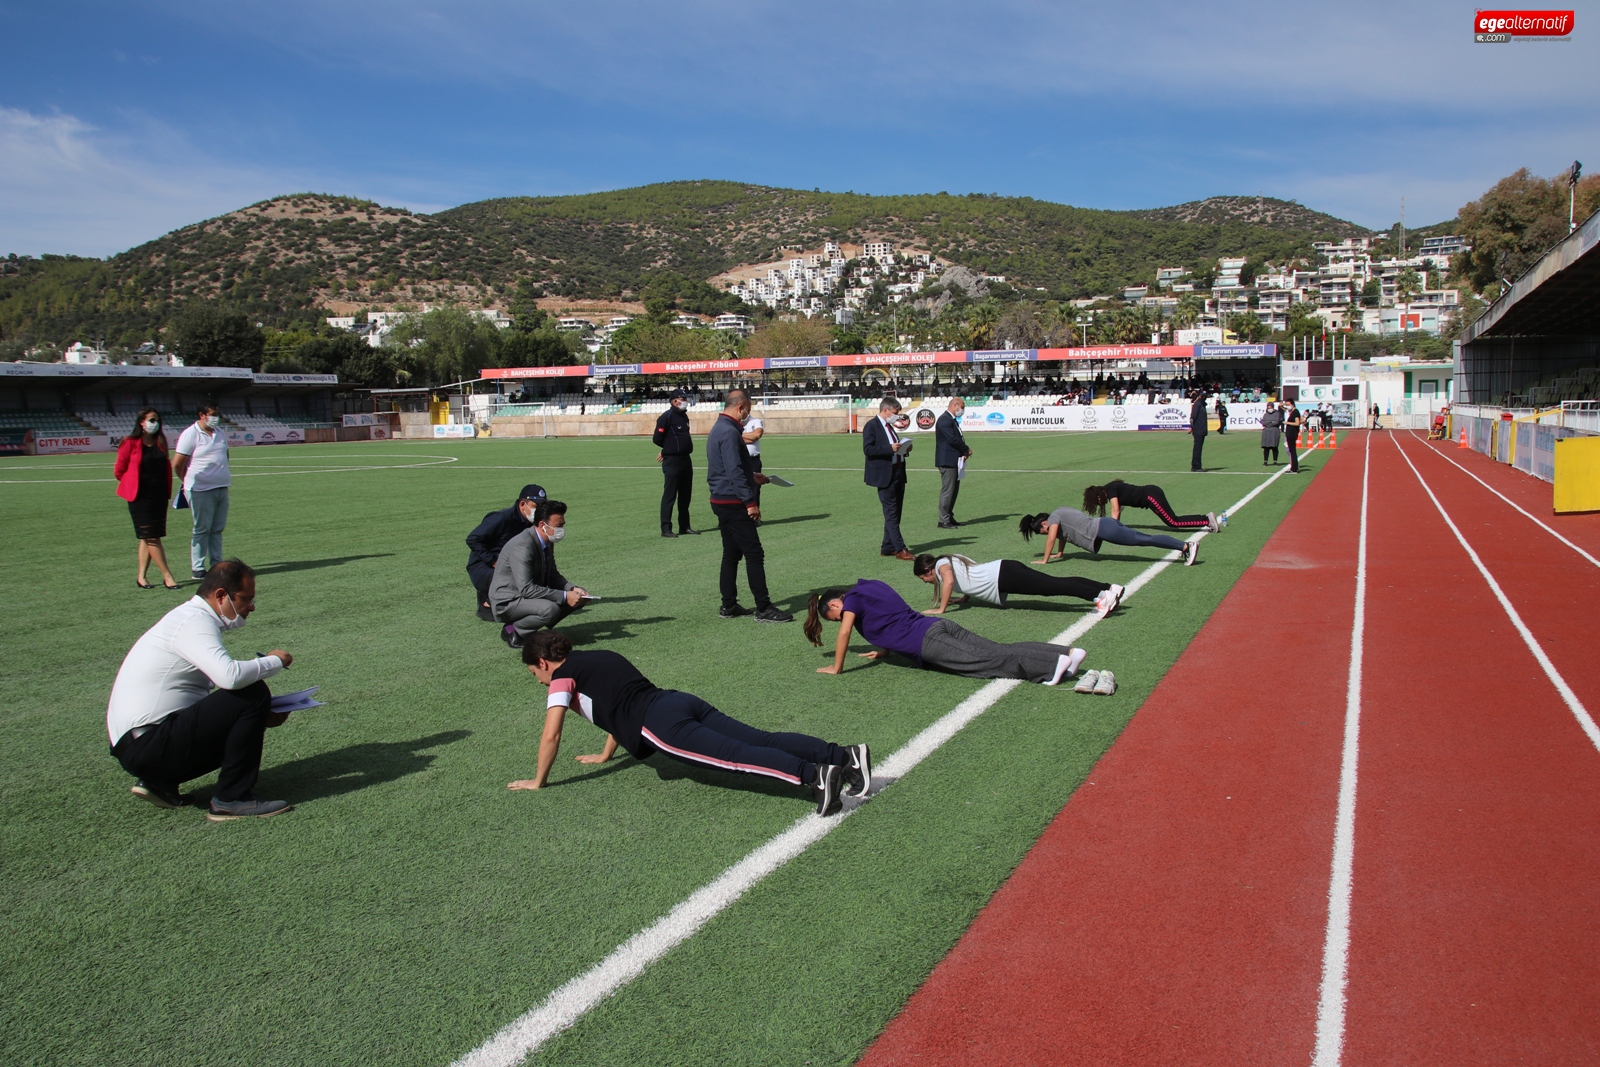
[1572,161,1584,233]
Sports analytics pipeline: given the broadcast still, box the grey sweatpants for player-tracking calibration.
[937,465,960,524]
[918,618,1068,683]
[495,596,577,637]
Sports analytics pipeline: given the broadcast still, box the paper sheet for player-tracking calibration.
[957,456,967,481]
[767,475,795,487]
[271,686,325,713]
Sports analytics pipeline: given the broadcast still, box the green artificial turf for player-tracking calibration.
[0,429,1312,1066]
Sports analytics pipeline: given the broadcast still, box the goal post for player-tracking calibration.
[751,394,853,434]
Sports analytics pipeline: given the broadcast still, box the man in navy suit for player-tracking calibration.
[933,398,971,528]
[863,397,914,560]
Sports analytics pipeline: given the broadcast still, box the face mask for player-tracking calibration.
[203,415,217,429]
[144,420,160,433]
[218,595,248,631]
[543,524,567,543]
[672,399,686,409]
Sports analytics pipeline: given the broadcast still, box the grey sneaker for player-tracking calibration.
[754,606,794,623]
[812,763,844,816]
[1074,670,1101,694]
[1183,541,1198,567]
[1207,512,1220,533]
[842,743,872,798]
[206,797,293,821]
[131,779,187,808]
[1093,671,1117,696]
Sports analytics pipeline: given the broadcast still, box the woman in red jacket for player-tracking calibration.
[114,408,178,589]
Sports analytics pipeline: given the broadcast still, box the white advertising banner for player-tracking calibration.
[343,413,378,426]
[896,400,1267,433]
[432,424,477,438]
[28,433,112,454]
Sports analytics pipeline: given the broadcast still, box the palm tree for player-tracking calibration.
[1395,267,1423,340]
[1171,293,1203,331]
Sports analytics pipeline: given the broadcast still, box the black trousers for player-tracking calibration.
[660,455,693,532]
[1136,487,1210,529]
[877,466,908,553]
[1286,432,1300,472]
[468,560,495,605]
[997,559,1109,602]
[1190,433,1205,471]
[111,681,273,802]
[712,502,771,610]
[640,690,849,788]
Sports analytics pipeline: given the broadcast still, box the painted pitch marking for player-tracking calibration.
[450,465,1293,1067]
[1411,430,1600,570]
[1394,434,1600,754]
[1310,429,1371,1067]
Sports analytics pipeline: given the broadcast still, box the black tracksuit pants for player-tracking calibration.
[661,455,693,532]
[111,681,273,801]
[997,560,1110,602]
[639,691,850,787]
[713,502,772,611]
[1132,487,1211,529]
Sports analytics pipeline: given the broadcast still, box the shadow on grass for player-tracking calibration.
[559,615,676,644]
[254,554,395,575]
[954,513,1012,526]
[650,758,812,802]
[262,729,471,802]
[758,513,830,526]
[544,756,639,789]
[913,536,977,552]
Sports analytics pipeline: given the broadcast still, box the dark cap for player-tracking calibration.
[670,388,688,400]
[518,483,547,503]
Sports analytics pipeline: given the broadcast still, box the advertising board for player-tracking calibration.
[29,433,112,454]
[433,424,477,438]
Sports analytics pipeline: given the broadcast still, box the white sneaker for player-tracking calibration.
[1093,670,1117,696]
[1074,670,1101,694]
[1095,583,1124,618]
[1184,541,1198,567]
[1206,511,1219,533]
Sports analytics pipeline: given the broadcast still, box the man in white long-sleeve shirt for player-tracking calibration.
[107,559,296,820]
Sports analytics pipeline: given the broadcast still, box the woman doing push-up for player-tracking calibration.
[1081,480,1222,532]
[1020,505,1197,566]
[912,553,1123,618]
[804,579,1087,684]
[509,631,869,815]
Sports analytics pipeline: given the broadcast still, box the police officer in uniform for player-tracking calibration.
[653,388,700,537]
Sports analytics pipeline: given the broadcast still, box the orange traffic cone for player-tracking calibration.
[1327,429,1337,449]
[1458,426,1468,449]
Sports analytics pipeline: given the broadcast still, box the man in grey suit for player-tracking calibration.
[490,499,587,649]
[934,398,971,528]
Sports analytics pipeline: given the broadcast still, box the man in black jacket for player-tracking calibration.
[1189,390,1209,472]
[862,397,913,559]
[653,388,700,537]
[465,483,545,621]
[934,398,971,528]
[706,390,791,622]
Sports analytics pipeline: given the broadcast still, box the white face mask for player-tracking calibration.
[543,524,566,544]
[217,594,248,631]
[143,420,160,434]
[202,415,218,429]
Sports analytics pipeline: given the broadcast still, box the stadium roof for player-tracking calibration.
[1465,208,1600,341]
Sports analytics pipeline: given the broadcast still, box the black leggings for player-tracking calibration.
[1131,488,1209,530]
[997,560,1109,602]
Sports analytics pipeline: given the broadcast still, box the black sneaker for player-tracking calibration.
[719,604,753,619]
[661,529,678,538]
[812,763,844,816]
[476,604,495,622]
[130,779,187,809]
[680,528,702,535]
[191,569,207,579]
[501,624,524,649]
[206,797,293,821]
[754,606,794,623]
[841,743,872,798]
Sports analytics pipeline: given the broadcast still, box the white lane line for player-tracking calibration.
[1410,430,1600,569]
[0,455,459,484]
[451,465,1293,1067]
[461,464,1271,476]
[1393,434,1600,753]
[1311,429,1371,1067]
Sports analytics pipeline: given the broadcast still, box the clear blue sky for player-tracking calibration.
[2,0,1596,257]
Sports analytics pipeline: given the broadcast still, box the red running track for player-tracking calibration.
[859,430,1600,1067]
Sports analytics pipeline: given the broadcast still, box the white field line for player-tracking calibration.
[461,465,1271,476]
[451,465,1294,1067]
[0,456,459,484]
[1311,429,1371,1067]
[1393,434,1600,753]
[1410,430,1600,569]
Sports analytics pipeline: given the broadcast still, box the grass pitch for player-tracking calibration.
[0,429,1310,1066]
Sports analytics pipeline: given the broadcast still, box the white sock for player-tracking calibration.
[1046,647,1088,685]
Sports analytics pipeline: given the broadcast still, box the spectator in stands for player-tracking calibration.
[490,500,586,649]
[106,560,295,820]
[465,483,546,621]
[706,390,789,622]
[863,397,913,559]
[934,398,971,529]
[1260,402,1283,464]
[172,402,231,578]
[653,389,700,537]
[115,408,179,589]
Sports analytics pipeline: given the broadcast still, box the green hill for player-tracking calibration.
[1,182,1374,352]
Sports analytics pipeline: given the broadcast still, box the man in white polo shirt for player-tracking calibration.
[173,402,232,579]
[107,560,296,820]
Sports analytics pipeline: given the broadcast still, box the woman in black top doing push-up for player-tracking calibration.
[1082,480,1222,532]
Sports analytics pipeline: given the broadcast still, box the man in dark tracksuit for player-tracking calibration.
[934,398,971,529]
[653,388,700,537]
[706,390,792,623]
[863,397,912,559]
[1189,391,1209,472]
[465,483,546,621]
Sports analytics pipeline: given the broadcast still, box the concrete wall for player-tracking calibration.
[488,407,851,438]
